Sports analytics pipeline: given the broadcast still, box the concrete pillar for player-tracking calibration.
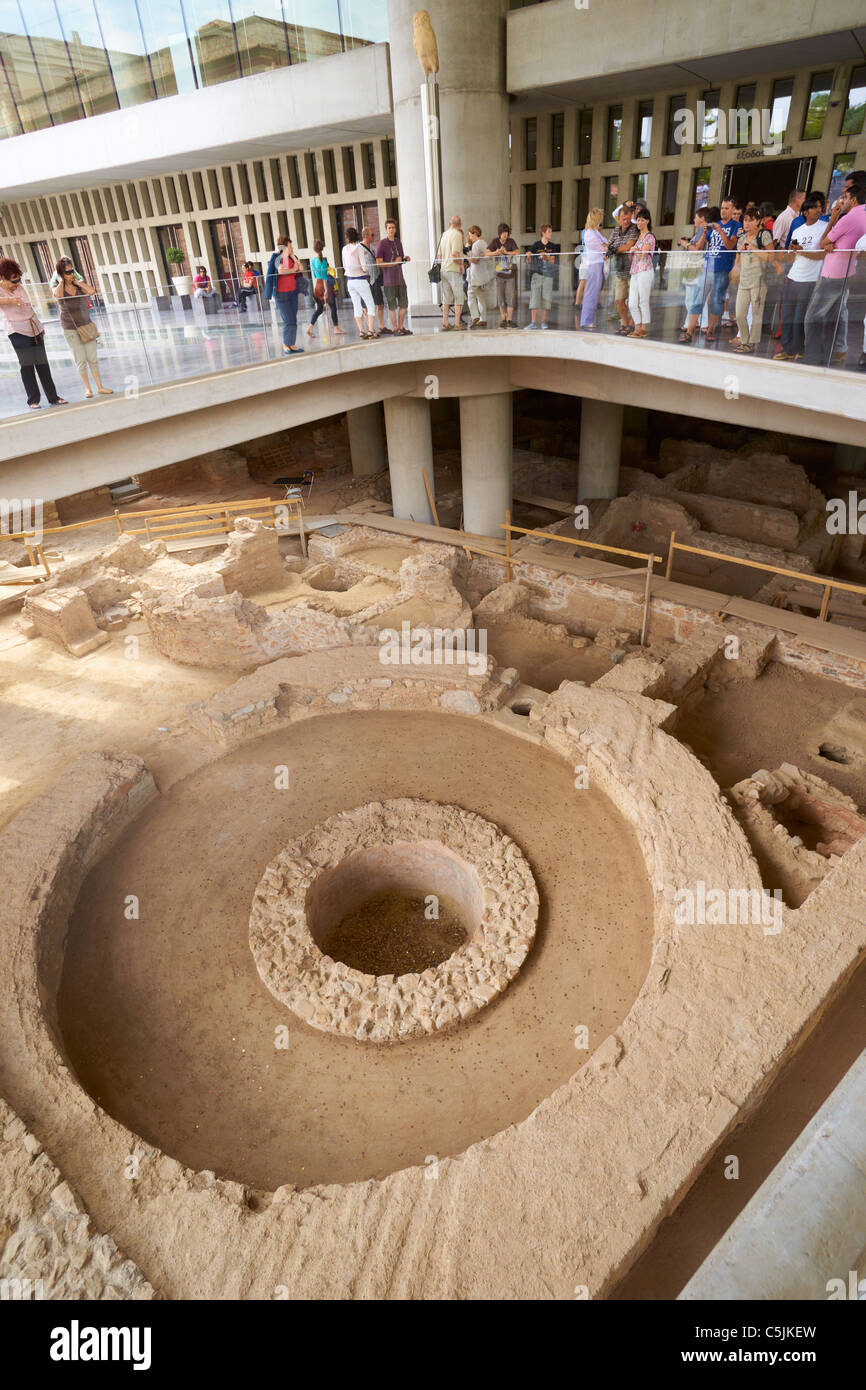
[347,403,386,478]
[383,396,436,523]
[460,392,512,538]
[386,0,510,313]
[578,400,624,502]
[835,443,866,476]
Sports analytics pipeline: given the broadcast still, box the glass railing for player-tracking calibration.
[1,246,863,419]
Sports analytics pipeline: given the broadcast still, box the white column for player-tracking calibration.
[386,0,510,314]
[460,392,512,538]
[347,403,386,478]
[578,399,623,501]
[384,397,436,523]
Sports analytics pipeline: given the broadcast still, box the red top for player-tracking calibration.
[276,253,299,292]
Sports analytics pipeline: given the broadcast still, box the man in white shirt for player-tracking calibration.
[771,189,806,249]
[775,194,825,360]
[437,214,466,330]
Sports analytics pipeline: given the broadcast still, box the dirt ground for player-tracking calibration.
[57,711,654,1192]
[322,891,469,975]
[484,620,615,692]
[676,662,866,809]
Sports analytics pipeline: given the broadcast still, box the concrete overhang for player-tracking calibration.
[1,334,863,501]
[507,0,866,105]
[0,44,394,200]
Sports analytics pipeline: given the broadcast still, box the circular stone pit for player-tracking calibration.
[249,798,539,1042]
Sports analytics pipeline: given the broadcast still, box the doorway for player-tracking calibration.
[723,157,815,213]
[336,202,380,249]
[69,235,102,305]
[157,224,190,289]
[208,217,245,301]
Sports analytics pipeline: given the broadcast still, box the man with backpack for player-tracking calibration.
[361,226,390,335]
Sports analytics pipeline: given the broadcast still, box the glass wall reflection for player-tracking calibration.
[0,0,388,139]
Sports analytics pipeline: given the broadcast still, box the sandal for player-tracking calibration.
[678,330,693,343]
[28,403,42,410]
[49,397,68,405]
[734,344,753,354]
[705,330,717,342]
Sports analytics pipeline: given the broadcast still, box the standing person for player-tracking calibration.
[340,227,378,340]
[0,259,66,410]
[730,205,773,352]
[604,203,639,333]
[524,224,559,330]
[804,181,866,367]
[678,206,710,342]
[264,235,305,354]
[52,257,113,396]
[193,266,221,305]
[235,262,261,313]
[465,225,495,327]
[437,214,466,330]
[487,222,519,326]
[307,241,345,337]
[703,198,741,342]
[771,189,806,250]
[361,227,390,334]
[775,194,826,360]
[625,207,656,338]
[783,192,828,247]
[577,209,607,330]
[759,201,776,236]
[375,219,412,335]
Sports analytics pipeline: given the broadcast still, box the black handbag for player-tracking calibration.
[295,273,310,296]
[428,262,441,284]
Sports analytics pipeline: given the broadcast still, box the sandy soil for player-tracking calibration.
[484,620,615,693]
[676,662,866,809]
[349,545,417,571]
[57,711,653,1191]
[322,891,469,975]
[262,571,397,615]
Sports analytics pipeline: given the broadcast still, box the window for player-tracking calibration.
[270,159,285,201]
[294,208,307,246]
[829,153,856,206]
[524,117,537,171]
[342,147,357,191]
[803,72,833,140]
[666,94,686,155]
[304,153,319,196]
[661,169,679,225]
[312,206,324,243]
[523,183,536,233]
[361,142,376,187]
[731,84,757,146]
[574,178,590,231]
[842,65,866,136]
[382,138,397,186]
[768,78,794,143]
[691,167,712,218]
[287,157,301,199]
[549,181,562,232]
[607,105,622,161]
[632,173,647,204]
[603,175,620,220]
[551,112,564,167]
[323,149,337,194]
[700,90,720,149]
[577,109,593,164]
[635,100,653,158]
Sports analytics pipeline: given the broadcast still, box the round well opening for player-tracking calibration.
[305,840,484,977]
[511,700,534,717]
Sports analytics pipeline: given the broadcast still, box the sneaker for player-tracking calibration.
[524,322,539,331]
[540,322,550,330]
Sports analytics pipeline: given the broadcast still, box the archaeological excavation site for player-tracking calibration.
[2,383,866,1316]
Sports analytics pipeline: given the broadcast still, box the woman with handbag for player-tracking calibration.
[264,236,305,354]
[307,240,345,338]
[0,257,67,410]
[52,258,112,397]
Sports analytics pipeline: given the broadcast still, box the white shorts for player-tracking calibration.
[440,268,466,306]
[347,277,375,316]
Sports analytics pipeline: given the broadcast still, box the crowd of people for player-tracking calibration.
[3,178,864,409]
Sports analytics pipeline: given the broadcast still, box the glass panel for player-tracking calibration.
[284,1,346,62]
[339,0,388,42]
[323,148,337,194]
[523,182,536,234]
[574,178,589,231]
[607,104,622,161]
[577,109,592,164]
[768,77,794,143]
[360,142,375,187]
[94,0,160,106]
[661,169,678,224]
[842,65,866,136]
[524,116,536,171]
[233,1,290,77]
[700,90,720,150]
[54,0,118,118]
[133,0,198,97]
[828,153,856,206]
[549,180,562,231]
[15,0,85,126]
[342,146,356,190]
[802,71,832,140]
[635,100,652,159]
[0,52,28,136]
[551,112,564,167]
[632,172,647,204]
[382,136,396,185]
[692,167,711,217]
[181,0,241,86]
[602,174,620,220]
[731,84,756,146]
[666,94,685,156]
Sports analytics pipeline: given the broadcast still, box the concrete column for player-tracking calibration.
[346,403,386,478]
[460,392,512,538]
[386,0,510,313]
[384,396,436,523]
[835,443,866,476]
[578,399,624,501]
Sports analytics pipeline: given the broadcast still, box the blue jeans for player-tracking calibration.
[708,270,730,317]
[803,278,849,366]
[274,289,299,347]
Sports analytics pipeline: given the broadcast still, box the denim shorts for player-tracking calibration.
[708,270,730,316]
[529,274,553,310]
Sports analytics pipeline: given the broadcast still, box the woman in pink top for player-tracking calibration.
[626,208,656,337]
[0,258,66,410]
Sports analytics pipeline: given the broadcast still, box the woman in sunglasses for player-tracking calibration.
[0,258,66,410]
[52,257,112,398]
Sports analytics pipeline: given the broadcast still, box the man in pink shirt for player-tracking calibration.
[804,181,866,366]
